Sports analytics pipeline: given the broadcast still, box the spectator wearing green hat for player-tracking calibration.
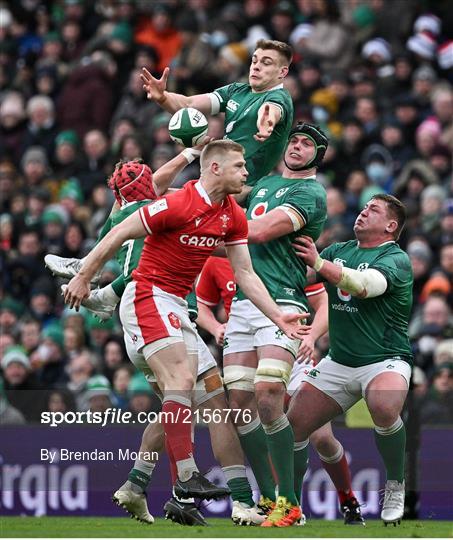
[0,297,25,334]
[30,322,67,387]
[127,373,160,422]
[86,312,116,352]
[58,178,84,217]
[54,131,82,181]
[41,207,66,255]
[1,346,46,422]
[84,374,114,414]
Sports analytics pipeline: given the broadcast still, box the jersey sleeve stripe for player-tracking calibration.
[209,92,222,114]
[305,287,324,297]
[196,296,217,307]
[139,206,152,235]
[282,203,307,225]
[224,239,248,246]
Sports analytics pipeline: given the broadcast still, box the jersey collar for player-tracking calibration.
[195,180,213,206]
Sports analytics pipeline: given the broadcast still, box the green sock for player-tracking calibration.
[263,415,298,505]
[222,465,255,507]
[111,275,126,298]
[127,458,156,492]
[128,468,150,491]
[237,419,276,500]
[293,440,309,505]
[374,417,406,483]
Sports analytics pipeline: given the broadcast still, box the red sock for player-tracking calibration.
[165,436,177,484]
[162,400,193,463]
[321,453,355,504]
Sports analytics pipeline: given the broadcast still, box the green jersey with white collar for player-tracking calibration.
[235,174,327,309]
[211,83,293,186]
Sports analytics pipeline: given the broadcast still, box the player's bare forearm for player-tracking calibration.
[248,208,303,243]
[307,292,328,341]
[153,153,189,196]
[79,213,146,281]
[196,303,223,336]
[234,267,281,323]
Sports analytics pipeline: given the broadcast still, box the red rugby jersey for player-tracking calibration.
[196,257,236,317]
[134,180,248,298]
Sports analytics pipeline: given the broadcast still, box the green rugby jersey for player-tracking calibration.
[321,240,414,367]
[211,83,293,186]
[235,175,327,308]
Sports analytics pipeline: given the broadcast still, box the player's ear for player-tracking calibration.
[279,65,289,79]
[386,220,398,234]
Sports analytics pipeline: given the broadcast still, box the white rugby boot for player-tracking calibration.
[231,501,266,526]
[112,484,154,524]
[61,284,119,320]
[381,480,405,526]
[45,254,102,284]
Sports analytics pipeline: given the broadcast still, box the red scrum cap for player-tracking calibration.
[108,159,154,204]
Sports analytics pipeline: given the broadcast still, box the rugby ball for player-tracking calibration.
[168,107,208,147]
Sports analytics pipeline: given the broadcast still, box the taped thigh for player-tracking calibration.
[223,365,256,392]
[194,371,225,408]
[254,358,292,387]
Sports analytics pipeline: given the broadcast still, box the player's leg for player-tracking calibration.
[254,344,302,527]
[364,363,410,525]
[310,423,364,525]
[223,301,277,507]
[195,364,265,526]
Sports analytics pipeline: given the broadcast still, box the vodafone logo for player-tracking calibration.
[180,235,221,247]
[250,202,268,219]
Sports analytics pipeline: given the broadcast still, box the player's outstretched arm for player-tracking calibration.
[226,243,310,339]
[141,67,212,116]
[63,212,147,309]
[152,137,211,196]
[248,207,304,243]
[293,236,387,298]
[254,103,282,142]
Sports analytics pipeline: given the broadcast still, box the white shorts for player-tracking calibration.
[223,299,303,358]
[304,356,412,411]
[287,360,314,397]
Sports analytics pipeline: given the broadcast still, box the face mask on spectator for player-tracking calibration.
[366,162,389,185]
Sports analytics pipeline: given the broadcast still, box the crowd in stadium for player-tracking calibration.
[0,0,452,426]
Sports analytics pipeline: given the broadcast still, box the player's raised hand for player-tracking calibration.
[140,67,169,104]
[292,236,319,267]
[62,276,90,311]
[254,103,275,142]
[276,311,311,340]
[193,135,214,150]
[214,323,227,346]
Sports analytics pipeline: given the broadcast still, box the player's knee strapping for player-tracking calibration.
[193,372,224,407]
[223,365,256,392]
[254,358,292,386]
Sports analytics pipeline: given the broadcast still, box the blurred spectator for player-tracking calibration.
[56,52,116,138]
[419,363,453,425]
[1,346,46,422]
[85,374,113,414]
[66,348,97,411]
[101,335,128,383]
[0,92,27,165]
[112,365,133,410]
[21,95,58,163]
[127,374,160,420]
[77,129,111,199]
[47,388,76,414]
[0,376,26,425]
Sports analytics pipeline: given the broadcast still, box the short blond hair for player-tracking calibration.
[200,140,244,169]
